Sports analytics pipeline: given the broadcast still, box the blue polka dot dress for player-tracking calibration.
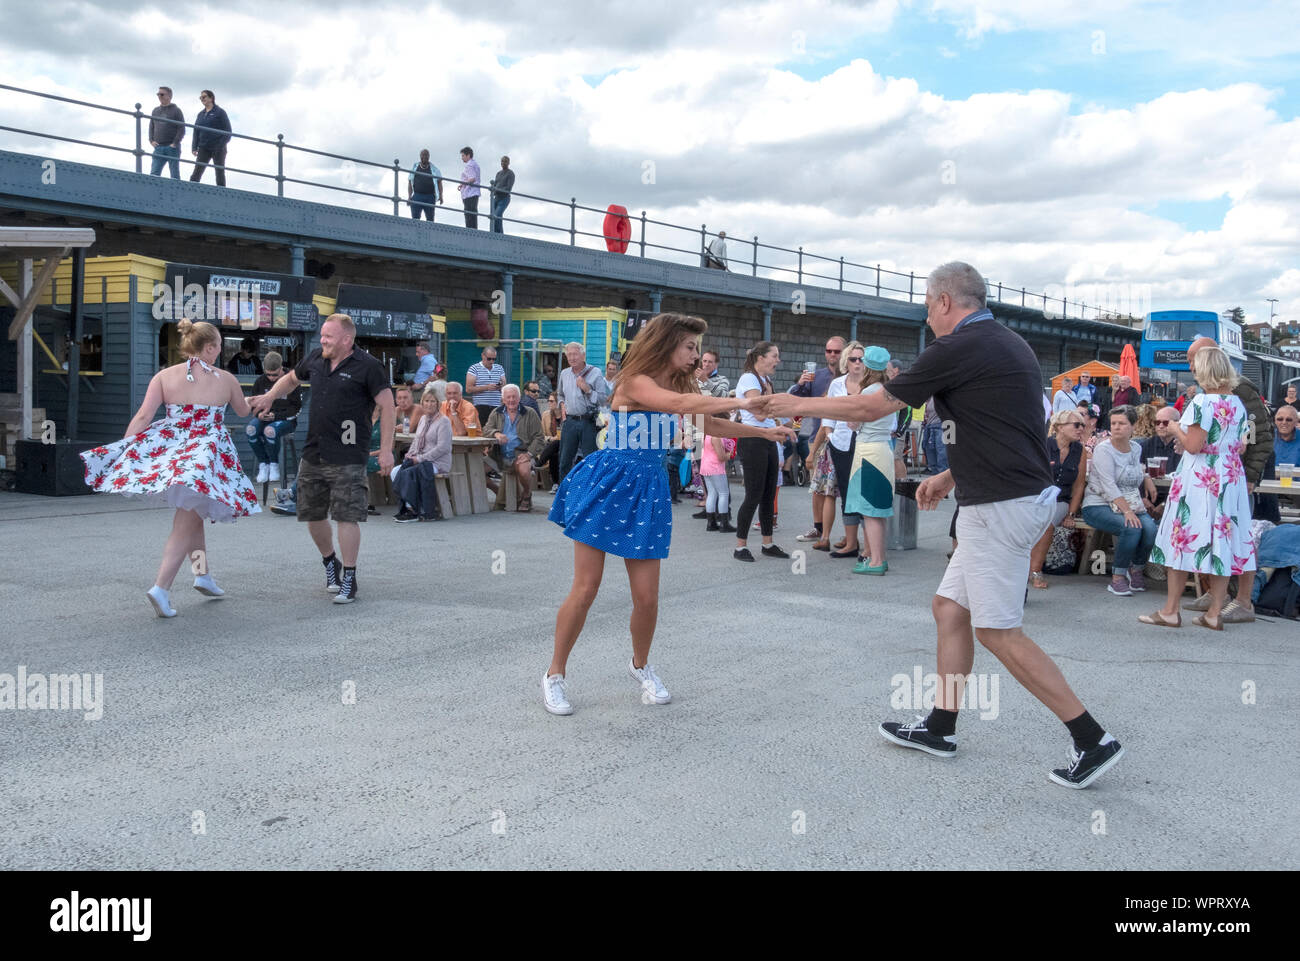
[549,410,676,559]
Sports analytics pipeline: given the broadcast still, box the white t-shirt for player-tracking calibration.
[736,372,775,428]
[856,383,896,444]
[825,375,855,451]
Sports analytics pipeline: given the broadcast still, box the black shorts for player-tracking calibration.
[296,460,368,523]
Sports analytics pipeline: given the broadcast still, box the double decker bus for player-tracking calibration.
[1139,310,1245,400]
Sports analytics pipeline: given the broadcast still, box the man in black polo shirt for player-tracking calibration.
[251,313,394,604]
[763,262,1124,789]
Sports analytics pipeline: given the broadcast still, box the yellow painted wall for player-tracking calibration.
[0,254,165,305]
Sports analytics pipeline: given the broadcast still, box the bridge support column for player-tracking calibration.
[849,313,859,342]
[1059,339,1068,373]
[762,304,772,342]
[500,271,514,381]
[289,244,305,277]
[917,324,926,357]
[649,290,662,314]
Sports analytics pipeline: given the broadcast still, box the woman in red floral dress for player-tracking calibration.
[81,320,260,617]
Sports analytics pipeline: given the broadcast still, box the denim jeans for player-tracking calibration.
[246,418,296,464]
[922,424,949,474]
[409,192,437,220]
[150,144,180,178]
[558,416,597,481]
[392,460,442,519]
[490,195,510,232]
[1081,505,1158,570]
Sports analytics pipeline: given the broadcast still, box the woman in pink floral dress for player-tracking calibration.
[81,320,260,618]
[1140,347,1255,630]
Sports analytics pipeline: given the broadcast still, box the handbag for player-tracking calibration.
[1043,525,1082,576]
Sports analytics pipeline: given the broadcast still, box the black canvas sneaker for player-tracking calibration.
[333,568,358,604]
[878,716,957,758]
[1048,738,1124,789]
[323,555,341,594]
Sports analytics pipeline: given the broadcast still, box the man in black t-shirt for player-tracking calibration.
[763,262,1124,790]
[251,313,395,604]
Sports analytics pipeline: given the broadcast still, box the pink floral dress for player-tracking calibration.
[1151,393,1255,575]
[80,403,261,522]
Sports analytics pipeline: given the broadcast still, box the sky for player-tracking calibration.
[2,0,1298,326]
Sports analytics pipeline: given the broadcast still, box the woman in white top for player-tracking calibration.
[733,341,789,561]
[808,340,868,560]
[1080,405,1159,597]
[843,346,898,575]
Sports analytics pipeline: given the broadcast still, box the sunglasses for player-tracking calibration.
[825,349,842,354]
[1277,417,1297,423]
[847,356,865,363]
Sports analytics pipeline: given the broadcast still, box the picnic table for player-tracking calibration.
[394,433,499,515]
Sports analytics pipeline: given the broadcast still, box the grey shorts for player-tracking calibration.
[296,459,368,523]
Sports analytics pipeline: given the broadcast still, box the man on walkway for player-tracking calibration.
[556,341,609,481]
[148,86,186,179]
[251,314,394,605]
[189,90,231,185]
[408,149,443,221]
[705,231,728,270]
[763,262,1124,789]
[458,146,481,228]
[489,156,515,233]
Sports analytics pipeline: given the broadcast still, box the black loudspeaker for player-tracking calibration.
[15,440,98,496]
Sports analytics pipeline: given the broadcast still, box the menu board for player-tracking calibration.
[162,263,319,332]
[335,284,431,341]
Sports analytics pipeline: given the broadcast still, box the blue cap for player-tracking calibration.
[864,346,890,371]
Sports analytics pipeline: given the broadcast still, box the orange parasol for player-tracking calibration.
[1119,343,1140,387]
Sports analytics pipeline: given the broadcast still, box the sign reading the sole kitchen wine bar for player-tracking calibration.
[334,284,432,340]
[157,263,319,331]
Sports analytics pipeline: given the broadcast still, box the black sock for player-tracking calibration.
[925,707,958,737]
[322,552,336,567]
[814,522,823,534]
[1065,710,1105,753]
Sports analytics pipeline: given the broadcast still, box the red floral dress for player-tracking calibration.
[80,404,261,522]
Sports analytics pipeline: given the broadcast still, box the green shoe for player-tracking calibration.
[854,559,887,575]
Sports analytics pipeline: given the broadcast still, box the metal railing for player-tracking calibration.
[0,82,1135,322]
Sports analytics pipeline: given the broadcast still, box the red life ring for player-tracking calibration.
[603,205,631,254]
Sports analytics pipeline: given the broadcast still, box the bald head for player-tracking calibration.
[1187,336,1217,366]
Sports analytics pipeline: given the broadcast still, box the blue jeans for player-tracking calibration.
[922,424,948,474]
[150,144,181,178]
[490,194,510,232]
[246,418,296,464]
[409,192,437,220]
[558,416,597,481]
[1081,505,1158,571]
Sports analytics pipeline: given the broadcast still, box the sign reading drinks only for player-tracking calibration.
[335,284,432,340]
[161,264,319,332]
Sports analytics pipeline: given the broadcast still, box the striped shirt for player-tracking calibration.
[466,362,505,407]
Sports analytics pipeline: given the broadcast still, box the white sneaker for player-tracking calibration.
[147,585,177,618]
[542,672,573,715]
[268,463,281,482]
[796,528,822,542]
[193,574,225,597]
[629,659,671,704]
[255,462,269,484]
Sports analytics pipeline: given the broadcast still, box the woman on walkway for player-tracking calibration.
[1140,347,1256,629]
[543,314,791,715]
[733,341,791,562]
[80,320,259,617]
[843,346,897,575]
[810,341,867,560]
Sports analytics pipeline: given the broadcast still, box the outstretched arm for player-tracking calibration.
[615,373,746,418]
[761,387,908,422]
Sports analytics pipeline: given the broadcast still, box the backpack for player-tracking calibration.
[1255,567,1300,620]
[412,163,436,195]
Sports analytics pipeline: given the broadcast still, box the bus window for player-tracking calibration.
[1146,321,1182,341]
[1183,319,1218,341]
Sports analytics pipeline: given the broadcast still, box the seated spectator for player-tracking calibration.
[1078,402,1106,453]
[422,378,447,404]
[245,351,303,483]
[483,384,545,511]
[441,381,479,435]
[1275,405,1299,465]
[536,391,563,490]
[1029,409,1088,588]
[1081,405,1159,597]
[521,380,542,413]
[1139,406,1183,483]
[392,390,451,522]
[366,404,393,515]
[394,385,423,434]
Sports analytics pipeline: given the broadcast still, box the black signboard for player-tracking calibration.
[623,310,656,342]
[1153,350,1187,366]
[160,264,319,332]
[335,284,432,341]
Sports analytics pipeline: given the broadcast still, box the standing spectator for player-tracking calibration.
[458,146,481,228]
[250,314,395,605]
[1052,376,1078,416]
[1028,410,1088,588]
[148,86,185,179]
[1143,346,1255,629]
[1074,371,1096,407]
[226,337,261,376]
[485,385,546,512]
[790,336,846,546]
[1111,375,1139,408]
[700,426,735,531]
[809,341,866,560]
[843,346,898,575]
[441,381,479,435]
[408,149,442,221]
[556,342,609,481]
[921,397,949,475]
[705,231,728,270]
[489,156,514,233]
[246,351,303,484]
[766,261,1125,789]
[1081,406,1159,597]
[411,341,439,387]
[189,90,231,186]
[393,390,451,522]
[699,349,730,396]
[732,341,788,561]
[605,355,621,383]
[465,345,506,425]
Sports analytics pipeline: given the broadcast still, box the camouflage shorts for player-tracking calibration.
[296,459,368,523]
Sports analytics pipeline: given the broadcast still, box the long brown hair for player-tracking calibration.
[617,313,706,395]
[742,341,777,394]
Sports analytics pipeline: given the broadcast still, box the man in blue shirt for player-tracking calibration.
[1074,371,1096,406]
[190,90,231,186]
[1275,405,1299,465]
[412,342,439,387]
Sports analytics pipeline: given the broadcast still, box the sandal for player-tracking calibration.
[1193,613,1223,631]
[812,541,831,552]
[1029,571,1049,589]
[1137,610,1181,628]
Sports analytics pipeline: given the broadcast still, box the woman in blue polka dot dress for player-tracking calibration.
[543,313,794,715]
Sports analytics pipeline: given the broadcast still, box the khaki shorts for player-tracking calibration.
[296,459,368,523]
[937,496,1053,629]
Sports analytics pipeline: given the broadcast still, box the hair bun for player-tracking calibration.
[177,319,193,335]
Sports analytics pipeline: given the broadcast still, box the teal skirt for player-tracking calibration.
[844,439,894,518]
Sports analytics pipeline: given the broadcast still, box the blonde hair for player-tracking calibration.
[839,340,864,375]
[1048,409,1075,438]
[1192,345,1238,393]
[323,312,357,338]
[176,319,221,358]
